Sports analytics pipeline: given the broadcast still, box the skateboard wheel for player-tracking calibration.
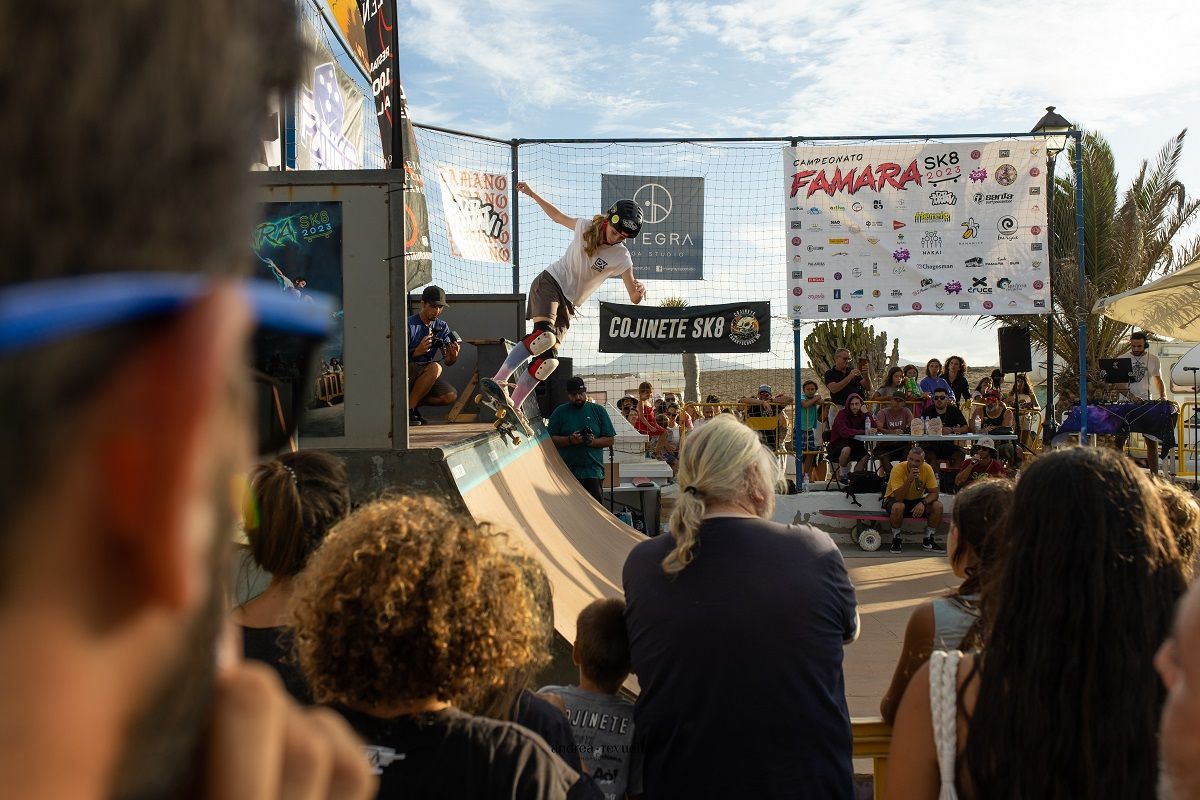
[474,394,483,405]
[511,436,522,445]
[859,529,882,552]
[495,409,507,420]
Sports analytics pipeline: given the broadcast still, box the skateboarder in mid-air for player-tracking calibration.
[481,182,647,418]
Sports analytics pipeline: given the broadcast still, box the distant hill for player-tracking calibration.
[589,352,768,374]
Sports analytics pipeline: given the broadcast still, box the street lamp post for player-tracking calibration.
[1032,106,1072,444]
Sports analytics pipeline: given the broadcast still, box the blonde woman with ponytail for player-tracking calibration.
[622,414,860,799]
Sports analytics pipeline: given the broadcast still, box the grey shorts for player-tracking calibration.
[409,361,455,399]
[526,271,573,342]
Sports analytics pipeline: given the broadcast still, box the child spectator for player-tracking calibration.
[653,413,679,472]
[289,496,594,799]
[541,599,643,800]
[798,380,823,479]
[233,450,350,702]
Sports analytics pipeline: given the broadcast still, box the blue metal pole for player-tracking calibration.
[1074,130,1088,444]
[794,320,804,483]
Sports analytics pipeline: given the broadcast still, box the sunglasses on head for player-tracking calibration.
[0,272,334,455]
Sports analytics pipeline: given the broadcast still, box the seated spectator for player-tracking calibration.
[826,348,866,411]
[874,392,915,473]
[953,438,1006,487]
[886,446,1188,800]
[623,415,859,799]
[990,367,1005,395]
[1157,574,1200,800]
[1158,479,1200,580]
[289,496,594,799]
[975,391,1016,466]
[616,396,638,418]
[540,599,643,800]
[741,384,793,452]
[919,358,955,404]
[883,446,945,554]
[829,393,874,480]
[1006,372,1039,411]
[921,389,970,468]
[233,450,350,702]
[798,381,824,478]
[407,285,460,426]
[971,376,992,401]
[879,479,1012,723]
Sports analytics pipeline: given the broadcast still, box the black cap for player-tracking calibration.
[566,376,587,393]
[421,285,448,307]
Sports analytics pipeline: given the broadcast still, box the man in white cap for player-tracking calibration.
[954,437,1006,487]
[741,384,794,451]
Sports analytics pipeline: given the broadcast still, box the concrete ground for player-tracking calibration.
[843,551,956,718]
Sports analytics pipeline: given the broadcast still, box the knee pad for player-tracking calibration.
[522,326,557,357]
[528,356,559,381]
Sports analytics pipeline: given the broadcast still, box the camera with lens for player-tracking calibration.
[575,427,595,445]
[428,329,462,353]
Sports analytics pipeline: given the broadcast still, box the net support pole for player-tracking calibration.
[794,320,804,485]
[511,140,520,296]
[1073,130,1088,445]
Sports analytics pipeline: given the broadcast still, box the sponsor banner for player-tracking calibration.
[436,165,512,263]
[253,202,346,437]
[601,174,704,280]
[297,19,366,171]
[783,141,1050,321]
[323,0,370,72]
[599,302,770,353]
[359,0,395,166]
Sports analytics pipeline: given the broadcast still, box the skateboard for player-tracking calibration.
[476,377,532,445]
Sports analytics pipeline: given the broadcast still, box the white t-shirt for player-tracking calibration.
[546,218,633,305]
[1124,350,1161,400]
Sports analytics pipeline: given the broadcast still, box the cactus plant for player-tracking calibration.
[803,320,895,388]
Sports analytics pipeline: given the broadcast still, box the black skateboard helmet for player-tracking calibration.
[606,199,643,238]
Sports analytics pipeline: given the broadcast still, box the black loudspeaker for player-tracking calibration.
[998,327,1033,374]
[535,357,573,419]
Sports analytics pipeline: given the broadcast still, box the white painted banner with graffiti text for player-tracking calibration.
[436,165,512,264]
[784,141,1049,320]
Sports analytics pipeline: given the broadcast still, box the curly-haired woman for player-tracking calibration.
[623,415,859,799]
[885,447,1188,799]
[289,496,592,799]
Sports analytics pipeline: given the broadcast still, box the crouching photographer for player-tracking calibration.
[549,377,616,502]
[407,285,461,426]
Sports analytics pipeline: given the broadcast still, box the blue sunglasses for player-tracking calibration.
[0,273,335,453]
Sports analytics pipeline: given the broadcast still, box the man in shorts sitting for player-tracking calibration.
[884,446,945,555]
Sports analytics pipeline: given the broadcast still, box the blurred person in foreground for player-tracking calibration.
[885,447,1187,799]
[1157,574,1200,799]
[623,415,858,799]
[289,496,596,799]
[0,2,373,798]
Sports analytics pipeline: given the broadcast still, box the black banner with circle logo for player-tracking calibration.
[601,174,704,280]
[599,302,770,353]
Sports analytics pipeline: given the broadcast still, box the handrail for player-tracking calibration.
[851,716,892,799]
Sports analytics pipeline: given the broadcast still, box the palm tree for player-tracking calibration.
[991,129,1200,408]
[660,296,699,403]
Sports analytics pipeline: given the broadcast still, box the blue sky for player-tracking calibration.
[398,0,1200,368]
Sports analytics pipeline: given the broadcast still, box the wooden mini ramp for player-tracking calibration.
[432,422,645,645]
